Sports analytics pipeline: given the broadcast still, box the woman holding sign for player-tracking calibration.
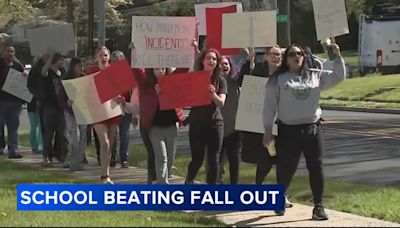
[59,57,87,171]
[185,48,227,184]
[219,56,241,184]
[263,44,345,220]
[123,66,184,184]
[88,46,122,184]
[238,45,282,185]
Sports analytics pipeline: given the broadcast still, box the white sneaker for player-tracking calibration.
[100,176,114,184]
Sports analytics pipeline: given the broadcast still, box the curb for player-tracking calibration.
[321,106,400,114]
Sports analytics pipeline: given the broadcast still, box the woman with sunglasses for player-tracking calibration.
[239,45,284,184]
[263,44,345,220]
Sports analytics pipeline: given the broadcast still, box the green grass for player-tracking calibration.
[317,50,359,67]
[321,74,400,109]
[0,158,224,227]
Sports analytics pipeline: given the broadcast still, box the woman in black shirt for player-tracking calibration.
[185,48,228,184]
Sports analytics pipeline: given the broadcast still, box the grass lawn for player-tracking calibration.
[0,158,224,227]
[321,74,400,109]
[317,50,359,67]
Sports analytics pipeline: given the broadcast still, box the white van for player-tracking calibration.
[358,5,400,75]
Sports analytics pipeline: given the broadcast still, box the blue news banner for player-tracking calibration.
[17,184,284,211]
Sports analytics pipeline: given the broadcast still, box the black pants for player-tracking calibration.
[187,123,223,184]
[276,122,324,205]
[255,154,276,184]
[220,132,242,184]
[42,106,65,162]
[140,128,156,182]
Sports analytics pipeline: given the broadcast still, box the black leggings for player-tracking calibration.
[276,122,325,205]
[255,155,276,184]
[187,123,223,184]
[220,132,242,184]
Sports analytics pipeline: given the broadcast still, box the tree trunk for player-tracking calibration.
[65,0,75,25]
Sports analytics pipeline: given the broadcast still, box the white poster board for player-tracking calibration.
[235,75,277,135]
[222,11,277,48]
[61,73,123,125]
[131,16,196,68]
[194,2,243,36]
[1,68,32,102]
[312,0,349,40]
[27,24,75,56]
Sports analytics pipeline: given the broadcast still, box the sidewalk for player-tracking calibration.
[8,147,400,227]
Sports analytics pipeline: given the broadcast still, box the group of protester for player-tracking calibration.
[0,36,345,220]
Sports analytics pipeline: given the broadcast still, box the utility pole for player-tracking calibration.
[88,0,94,56]
[277,0,291,47]
[98,0,106,47]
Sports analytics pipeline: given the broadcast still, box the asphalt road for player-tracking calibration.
[16,109,400,186]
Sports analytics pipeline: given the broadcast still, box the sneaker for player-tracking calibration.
[100,176,114,184]
[42,159,53,167]
[285,196,293,208]
[121,161,129,168]
[8,154,23,159]
[184,178,194,184]
[312,204,328,221]
[110,159,116,167]
[274,210,285,216]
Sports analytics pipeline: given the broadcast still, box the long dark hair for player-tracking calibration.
[221,55,238,79]
[144,68,172,86]
[274,44,309,79]
[65,57,83,80]
[195,48,221,82]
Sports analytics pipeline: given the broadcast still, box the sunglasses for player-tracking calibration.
[287,51,304,57]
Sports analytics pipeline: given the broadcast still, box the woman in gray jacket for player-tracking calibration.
[263,43,345,220]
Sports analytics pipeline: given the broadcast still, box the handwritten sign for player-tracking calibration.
[222,11,277,48]
[158,71,212,110]
[131,16,196,68]
[1,68,32,102]
[27,24,75,56]
[94,60,137,103]
[194,2,243,36]
[235,75,277,135]
[312,0,349,40]
[62,73,122,125]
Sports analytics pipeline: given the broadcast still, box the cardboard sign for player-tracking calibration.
[62,73,122,125]
[312,0,349,40]
[194,2,243,36]
[27,24,75,56]
[235,75,277,135]
[1,68,32,102]
[94,60,137,103]
[131,16,197,68]
[158,71,212,110]
[222,11,277,48]
[206,6,241,56]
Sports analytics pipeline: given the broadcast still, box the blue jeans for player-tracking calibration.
[0,124,5,152]
[117,114,131,163]
[0,100,22,155]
